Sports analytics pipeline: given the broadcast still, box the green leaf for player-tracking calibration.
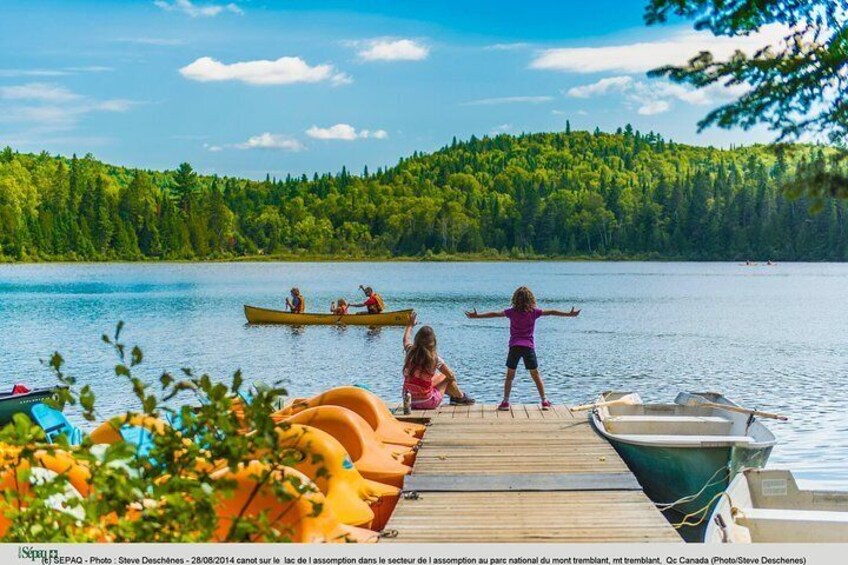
[131,346,143,367]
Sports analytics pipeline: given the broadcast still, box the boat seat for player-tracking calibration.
[605,415,732,436]
[30,403,83,446]
[737,508,848,542]
[612,434,754,446]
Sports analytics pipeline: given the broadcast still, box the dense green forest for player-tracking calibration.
[1,127,846,261]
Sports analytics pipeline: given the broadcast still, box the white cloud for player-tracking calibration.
[119,37,186,46]
[203,143,224,152]
[235,133,304,151]
[154,0,243,18]
[95,99,137,112]
[355,39,429,62]
[305,123,388,141]
[0,66,113,78]
[0,83,82,103]
[485,43,531,51]
[179,56,351,86]
[531,24,791,74]
[490,124,512,135]
[0,83,137,132]
[567,76,633,98]
[65,66,113,73]
[564,74,748,117]
[462,95,553,106]
[0,69,67,78]
[637,100,671,115]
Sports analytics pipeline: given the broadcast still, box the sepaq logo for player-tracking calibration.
[17,546,83,565]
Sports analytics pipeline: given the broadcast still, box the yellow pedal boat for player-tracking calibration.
[244,305,414,326]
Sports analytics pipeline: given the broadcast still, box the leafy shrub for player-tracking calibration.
[0,322,322,542]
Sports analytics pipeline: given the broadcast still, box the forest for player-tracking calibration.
[1,126,846,262]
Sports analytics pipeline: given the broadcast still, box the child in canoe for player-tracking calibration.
[402,312,475,410]
[330,298,349,315]
[466,286,580,411]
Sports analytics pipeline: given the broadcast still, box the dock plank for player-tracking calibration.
[382,403,681,543]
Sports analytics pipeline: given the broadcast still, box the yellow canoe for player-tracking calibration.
[244,305,414,326]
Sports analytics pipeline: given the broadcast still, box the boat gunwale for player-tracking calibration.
[705,467,848,543]
[704,468,748,543]
[590,392,778,450]
[0,388,55,401]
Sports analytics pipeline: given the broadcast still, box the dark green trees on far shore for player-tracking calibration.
[1,128,846,262]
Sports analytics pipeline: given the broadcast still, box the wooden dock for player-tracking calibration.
[384,403,682,543]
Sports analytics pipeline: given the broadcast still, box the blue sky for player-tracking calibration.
[0,0,782,179]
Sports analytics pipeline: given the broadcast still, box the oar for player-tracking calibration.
[678,392,788,421]
[570,393,641,412]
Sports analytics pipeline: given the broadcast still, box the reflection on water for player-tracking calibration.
[1,261,847,488]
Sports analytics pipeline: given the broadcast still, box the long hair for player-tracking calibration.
[404,326,439,375]
[511,286,536,312]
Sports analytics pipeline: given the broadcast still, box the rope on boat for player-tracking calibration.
[671,491,732,529]
[654,465,730,512]
[655,447,764,515]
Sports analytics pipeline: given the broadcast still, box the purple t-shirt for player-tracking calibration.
[504,307,543,348]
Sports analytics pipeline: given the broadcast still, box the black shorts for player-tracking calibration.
[506,346,538,370]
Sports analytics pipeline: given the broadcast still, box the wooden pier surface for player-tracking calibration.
[384,403,682,543]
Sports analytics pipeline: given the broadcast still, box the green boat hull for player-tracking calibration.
[609,440,773,517]
[0,388,55,426]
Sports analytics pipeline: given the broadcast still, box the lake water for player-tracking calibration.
[1,262,846,488]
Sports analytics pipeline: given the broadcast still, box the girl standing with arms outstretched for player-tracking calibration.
[466,286,580,410]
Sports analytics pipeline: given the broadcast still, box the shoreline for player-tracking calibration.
[0,252,806,265]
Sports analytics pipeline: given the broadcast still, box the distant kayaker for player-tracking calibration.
[465,286,580,411]
[402,312,474,411]
[330,298,349,315]
[285,288,306,313]
[350,285,385,314]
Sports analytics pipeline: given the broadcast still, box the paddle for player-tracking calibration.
[677,392,788,421]
[570,393,641,412]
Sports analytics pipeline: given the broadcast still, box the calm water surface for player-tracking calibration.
[1,262,846,488]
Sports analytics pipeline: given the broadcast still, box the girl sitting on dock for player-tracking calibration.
[466,286,580,411]
[403,312,475,411]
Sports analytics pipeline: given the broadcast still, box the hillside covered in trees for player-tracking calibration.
[1,127,846,262]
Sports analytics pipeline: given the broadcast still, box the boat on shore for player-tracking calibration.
[0,385,56,425]
[590,391,776,518]
[705,468,848,543]
[244,305,414,326]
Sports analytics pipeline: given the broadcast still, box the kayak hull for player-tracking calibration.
[244,305,413,326]
[0,387,56,426]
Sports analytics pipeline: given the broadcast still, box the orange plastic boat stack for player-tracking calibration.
[284,386,426,444]
[275,405,412,488]
[275,424,400,530]
[211,461,377,543]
